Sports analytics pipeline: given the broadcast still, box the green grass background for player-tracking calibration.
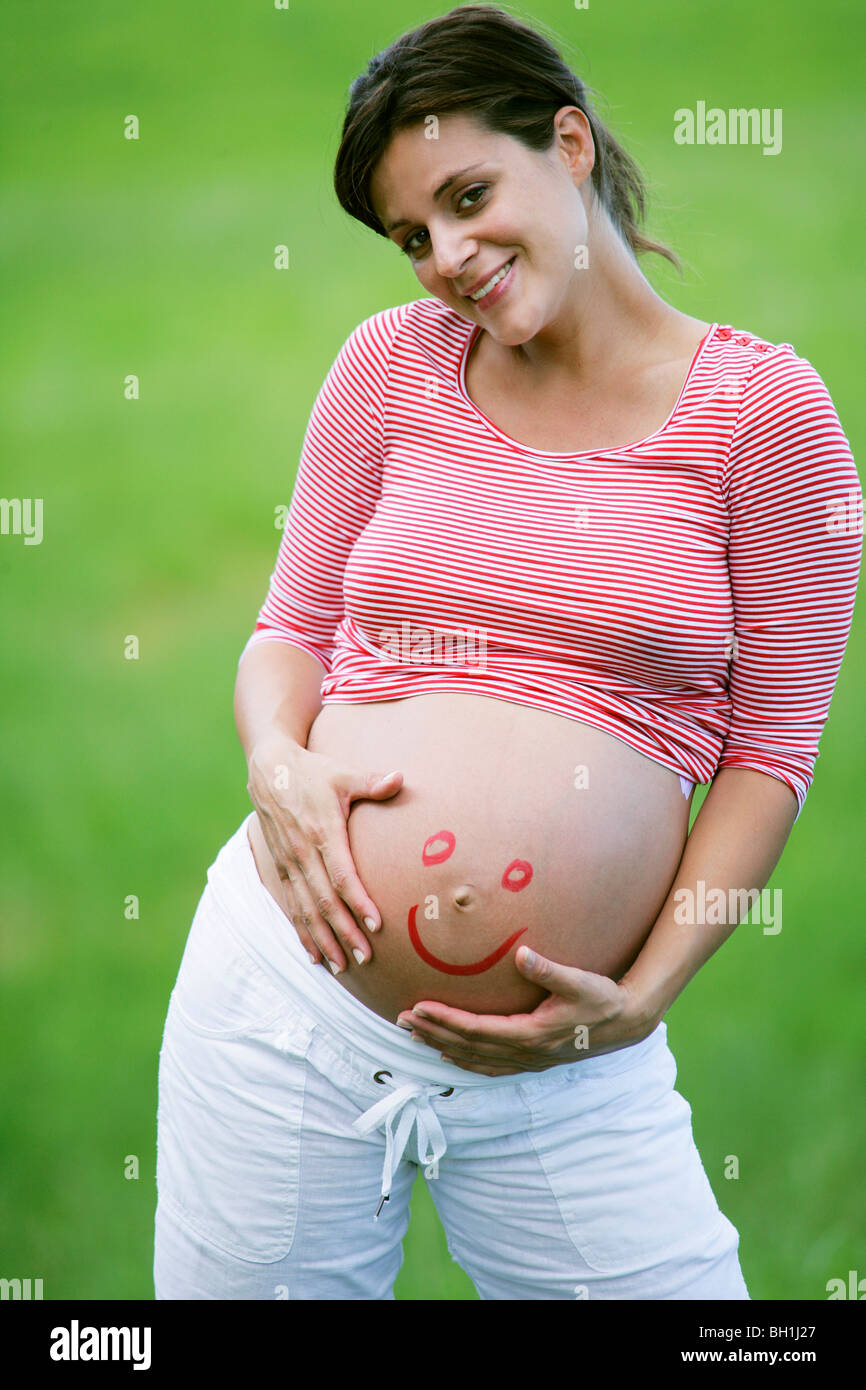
[1,0,863,1300]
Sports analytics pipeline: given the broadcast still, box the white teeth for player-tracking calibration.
[469,258,515,300]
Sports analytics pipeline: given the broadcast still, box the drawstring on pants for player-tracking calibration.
[351,1074,451,1219]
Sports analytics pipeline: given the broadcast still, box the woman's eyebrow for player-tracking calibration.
[386,163,488,233]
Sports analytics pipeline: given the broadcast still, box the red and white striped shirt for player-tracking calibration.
[243,297,862,818]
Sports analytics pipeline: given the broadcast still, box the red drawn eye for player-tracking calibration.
[501,859,533,892]
[422,830,456,865]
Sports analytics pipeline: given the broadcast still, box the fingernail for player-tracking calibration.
[413,1008,430,1019]
[307,952,317,966]
[364,916,379,932]
[328,959,343,975]
[395,1019,412,1031]
[352,948,367,965]
[521,948,536,968]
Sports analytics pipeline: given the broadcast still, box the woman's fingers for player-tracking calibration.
[398,1013,509,1054]
[286,862,350,974]
[256,756,402,965]
[315,818,383,939]
[322,765,405,932]
[397,1003,549,1048]
[293,839,374,969]
[258,807,369,972]
[278,875,322,965]
[423,1032,559,1072]
[407,1018,587,1071]
[398,963,623,1052]
[402,1012,572,1061]
[515,949,615,1005]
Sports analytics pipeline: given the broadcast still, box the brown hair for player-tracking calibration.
[333,2,680,270]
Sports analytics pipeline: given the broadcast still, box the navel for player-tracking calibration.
[451,885,477,911]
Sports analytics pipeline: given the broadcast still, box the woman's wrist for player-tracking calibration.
[617,966,674,1034]
[246,731,308,791]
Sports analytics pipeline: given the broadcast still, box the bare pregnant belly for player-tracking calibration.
[247,694,692,1022]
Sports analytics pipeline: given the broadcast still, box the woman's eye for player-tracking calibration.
[401,230,429,257]
[458,184,487,210]
[400,185,489,258]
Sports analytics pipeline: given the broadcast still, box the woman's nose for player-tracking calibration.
[428,229,476,283]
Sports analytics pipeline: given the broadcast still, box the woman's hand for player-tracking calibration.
[396,946,660,1075]
[246,733,403,973]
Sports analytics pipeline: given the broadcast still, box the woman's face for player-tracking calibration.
[369,109,595,346]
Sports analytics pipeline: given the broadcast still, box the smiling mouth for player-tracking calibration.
[407,903,527,976]
[464,256,516,302]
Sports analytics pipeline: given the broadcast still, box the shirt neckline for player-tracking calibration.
[455,320,719,459]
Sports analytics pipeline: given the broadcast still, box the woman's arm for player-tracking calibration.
[233,308,409,966]
[234,638,325,759]
[619,765,796,1023]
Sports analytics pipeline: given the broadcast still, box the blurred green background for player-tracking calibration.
[1,0,863,1300]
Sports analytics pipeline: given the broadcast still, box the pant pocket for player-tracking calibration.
[156,888,314,1262]
[527,1054,728,1276]
[169,879,291,1039]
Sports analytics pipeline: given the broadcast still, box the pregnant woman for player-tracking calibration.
[153,5,861,1300]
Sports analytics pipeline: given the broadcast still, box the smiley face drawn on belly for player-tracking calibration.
[408,830,531,975]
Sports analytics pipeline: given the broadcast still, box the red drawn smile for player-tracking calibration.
[408,903,527,976]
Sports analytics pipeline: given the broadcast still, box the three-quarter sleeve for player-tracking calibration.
[239,307,403,674]
[717,348,862,817]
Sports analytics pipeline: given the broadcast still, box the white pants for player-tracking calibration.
[153,814,749,1301]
